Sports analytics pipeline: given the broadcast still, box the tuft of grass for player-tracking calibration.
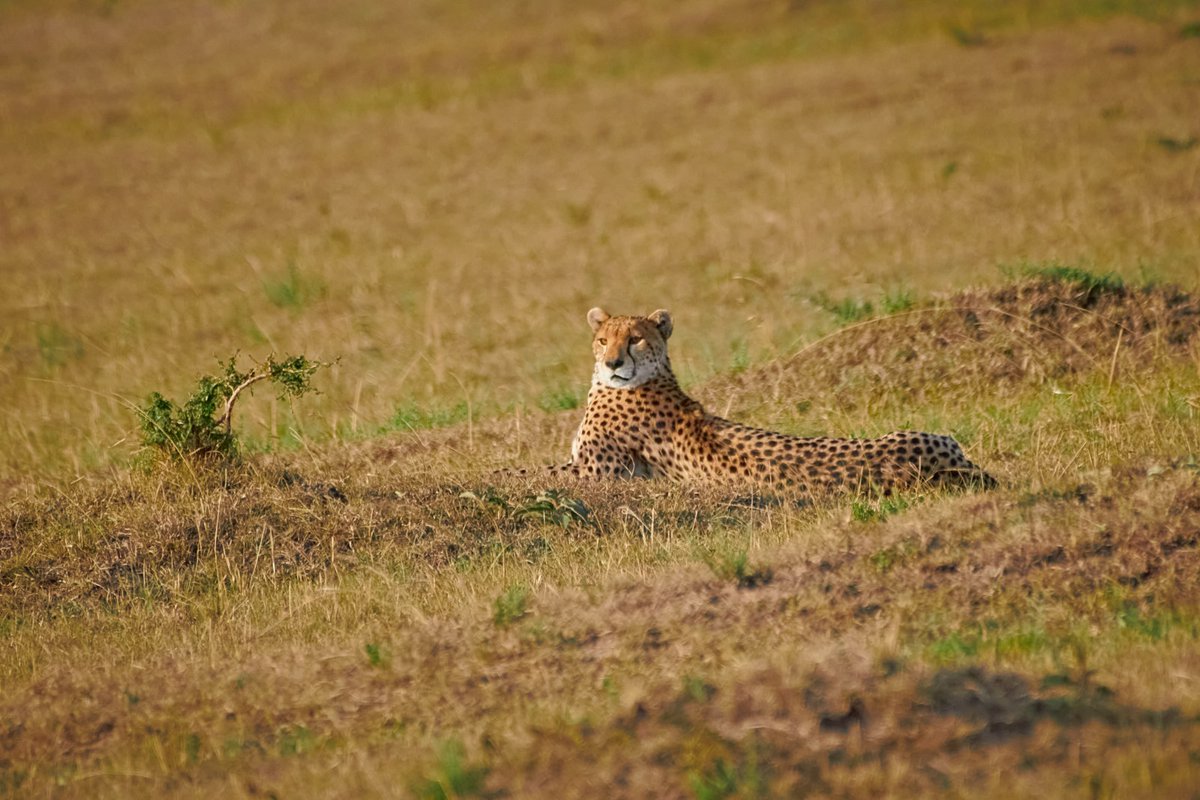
[808,287,916,326]
[276,725,320,757]
[387,402,470,432]
[412,740,492,800]
[866,537,920,573]
[687,759,741,800]
[947,24,988,47]
[729,338,751,373]
[881,287,916,314]
[851,493,916,523]
[811,292,875,324]
[492,584,530,627]
[1154,135,1198,153]
[537,386,582,412]
[364,642,390,668]
[1014,262,1126,294]
[263,262,325,311]
[34,322,84,368]
[705,548,773,589]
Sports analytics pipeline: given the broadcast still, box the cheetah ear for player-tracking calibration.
[587,307,610,333]
[648,309,672,340]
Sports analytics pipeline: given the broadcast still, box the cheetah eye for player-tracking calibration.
[598,337,607,345]
[629,336,642,345]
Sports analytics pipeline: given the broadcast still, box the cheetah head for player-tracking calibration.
[586,307,673,389]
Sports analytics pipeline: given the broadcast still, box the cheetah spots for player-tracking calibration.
[553,310,995,493]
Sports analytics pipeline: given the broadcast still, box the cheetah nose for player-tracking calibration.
[605,357,625,370]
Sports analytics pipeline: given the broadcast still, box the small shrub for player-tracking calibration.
[139,353,323,462]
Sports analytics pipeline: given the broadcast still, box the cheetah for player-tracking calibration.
[529,307,996,496]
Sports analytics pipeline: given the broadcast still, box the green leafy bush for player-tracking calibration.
[139,353,323,461]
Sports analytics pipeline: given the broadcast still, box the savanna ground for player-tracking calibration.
[3,0,1200,797]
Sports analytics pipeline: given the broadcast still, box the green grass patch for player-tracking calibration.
[386,402,470,432]
[1007,261,1126,294]
[34,322,84,368]
[704,548,773,589]
[809,287,916,325]
[926,623,1053,665]
[811,292,875,325]
[537,386,583,412]
[1154,135,1198,153]
[852,493,917,524]
[493,584,530,627]
[263,262,326,311]
[412,739,492,800]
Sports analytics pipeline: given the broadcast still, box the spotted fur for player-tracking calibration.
[533,307,996,495]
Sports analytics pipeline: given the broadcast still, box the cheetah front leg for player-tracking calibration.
[567,438,653,479]
[497,440,650,480]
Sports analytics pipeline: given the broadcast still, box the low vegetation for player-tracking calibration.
[139,354,324,462]
[2,0,1199,797]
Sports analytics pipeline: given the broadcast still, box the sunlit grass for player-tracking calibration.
[3,0,1200,485]
[3,0,1200,796]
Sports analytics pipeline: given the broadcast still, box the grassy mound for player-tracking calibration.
[3,273,1199,796]
[715,275,1200,410]
[5,274,1198,620]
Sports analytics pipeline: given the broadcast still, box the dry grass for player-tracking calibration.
[4,276,1199,797]
[3,0,1200,797]
[3,0,1199,485]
